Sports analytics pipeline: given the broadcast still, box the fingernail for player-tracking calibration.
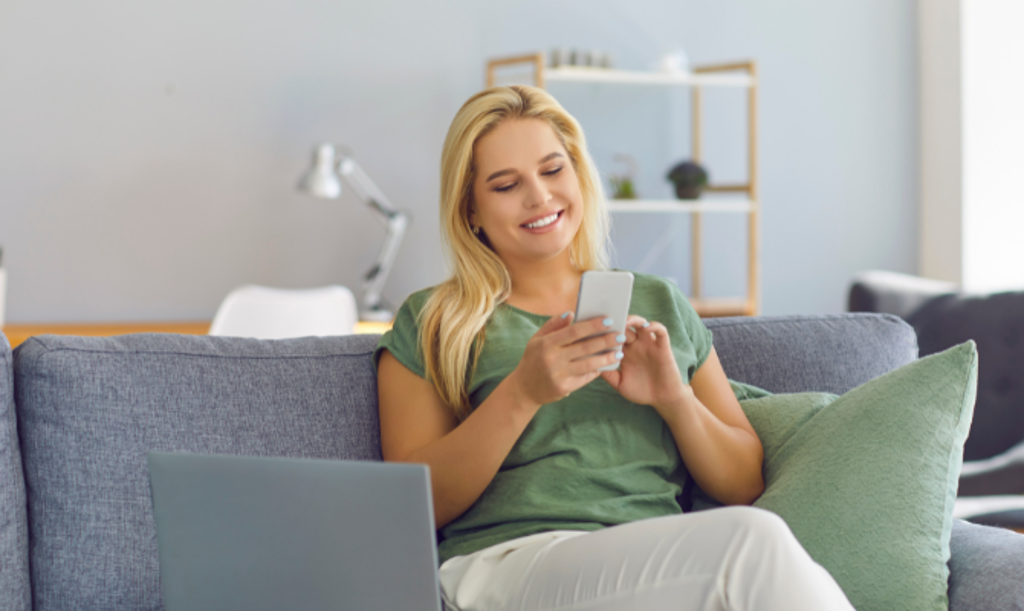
[561,311,570,319]
[603,318,613,327]
[615,351,624,359]
[642,322,650,328]
[615,334,626,342]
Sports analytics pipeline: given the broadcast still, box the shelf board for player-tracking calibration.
[544,66,755,88]
[690,298,753,318]
[607,198,756,214]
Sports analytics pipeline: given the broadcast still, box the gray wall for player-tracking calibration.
[0,0,917,323]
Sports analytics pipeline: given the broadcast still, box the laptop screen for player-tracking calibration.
[148,452,442,611]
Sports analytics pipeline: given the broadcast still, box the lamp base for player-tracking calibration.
[360,307,395,323]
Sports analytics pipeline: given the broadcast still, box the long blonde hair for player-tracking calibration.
[419,85,611,420]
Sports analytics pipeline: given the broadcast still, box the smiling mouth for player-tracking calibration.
[522,210,563,229]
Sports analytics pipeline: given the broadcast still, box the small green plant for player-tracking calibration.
[610,153,639,200]
[609,175,637,199]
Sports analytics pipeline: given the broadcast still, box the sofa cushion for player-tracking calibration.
[705,313,919,395]
[0,332,30,611]
[948,518,1024,611]
[13,333,382,611]
[696,342,978,611]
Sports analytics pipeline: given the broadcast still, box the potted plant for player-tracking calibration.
[609,153,639,200]
[666,160,708,200]
[609,175,637,200]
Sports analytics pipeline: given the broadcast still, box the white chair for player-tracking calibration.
[209,285,358,339]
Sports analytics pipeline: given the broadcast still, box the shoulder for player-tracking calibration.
[622,270,714,372]
[373,286,437,378]
[625,271,693,311]
[623,270,705,332]
[628,271,681,296]
[395,287,436,323]
[402,286,437,311]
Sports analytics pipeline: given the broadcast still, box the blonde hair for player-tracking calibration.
[419,85,611,420]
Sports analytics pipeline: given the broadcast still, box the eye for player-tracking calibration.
[494,167,561,193]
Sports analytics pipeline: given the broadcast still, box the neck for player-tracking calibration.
[503,250,583,316]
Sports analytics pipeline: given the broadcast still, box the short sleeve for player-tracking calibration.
[669,282,714,373]
[373,290,430,380]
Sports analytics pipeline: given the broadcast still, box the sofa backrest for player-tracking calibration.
[13,332,382,611]
[706,313,918,395]
[908,291,1024,460]
[0,332,30,611]
[8,313,918,611]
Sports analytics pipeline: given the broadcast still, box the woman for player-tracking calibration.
[374,85,853,611]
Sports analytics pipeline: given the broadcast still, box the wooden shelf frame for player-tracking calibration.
[486,53,760,318]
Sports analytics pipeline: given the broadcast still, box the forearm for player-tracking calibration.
[402,374,540,528]
[658,391,765,505]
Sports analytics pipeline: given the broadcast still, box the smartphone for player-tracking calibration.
[574,270,635,371]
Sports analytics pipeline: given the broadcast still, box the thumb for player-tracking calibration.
[538,310,574,336]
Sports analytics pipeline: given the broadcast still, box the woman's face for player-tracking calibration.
[470,118,584,267]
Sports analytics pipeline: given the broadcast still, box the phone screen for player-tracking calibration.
[574,271,634,371]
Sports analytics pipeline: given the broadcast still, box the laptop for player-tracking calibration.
[148,452,443,611]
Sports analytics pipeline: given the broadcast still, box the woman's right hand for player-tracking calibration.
[506,312,626,407]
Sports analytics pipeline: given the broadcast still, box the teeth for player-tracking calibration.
[525,212,559,229]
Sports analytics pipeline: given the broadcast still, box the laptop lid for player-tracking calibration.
[148,452,442,611]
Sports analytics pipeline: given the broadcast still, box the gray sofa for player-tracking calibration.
[2,313,1023,611]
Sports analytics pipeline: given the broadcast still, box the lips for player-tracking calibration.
[521,210,563,229]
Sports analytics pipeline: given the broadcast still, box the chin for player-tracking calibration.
[524,237,576,262]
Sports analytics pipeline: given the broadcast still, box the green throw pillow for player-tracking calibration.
[694,342,978,611]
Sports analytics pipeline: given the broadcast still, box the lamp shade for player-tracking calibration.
[297,144,342,199]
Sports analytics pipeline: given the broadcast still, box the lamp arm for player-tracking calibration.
[337,157,401,216]
[336,156,408,320]
[362,213,408,316]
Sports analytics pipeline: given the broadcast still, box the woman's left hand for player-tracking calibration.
[601,315,691,411]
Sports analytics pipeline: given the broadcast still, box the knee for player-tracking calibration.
[716,506,795,545]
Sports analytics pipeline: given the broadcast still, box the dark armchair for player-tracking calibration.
[849,270,1024,531]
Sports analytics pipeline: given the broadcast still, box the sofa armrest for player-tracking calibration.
[949,518,1024,610]
[959,441,1024,497]
[848,270,957,319]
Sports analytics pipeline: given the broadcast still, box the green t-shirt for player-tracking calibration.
[373,272,714,564]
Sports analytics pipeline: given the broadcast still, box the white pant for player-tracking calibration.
[438,506,854,611]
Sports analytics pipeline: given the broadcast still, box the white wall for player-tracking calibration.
[919,0,963,284]
[919,0,1024,293]
[962,0,1024,292]
[0,0,918,322]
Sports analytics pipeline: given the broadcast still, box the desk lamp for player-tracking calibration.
[298,144,409,322]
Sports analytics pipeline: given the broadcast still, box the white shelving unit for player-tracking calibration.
[607,198,755,214]
[547,66,754,88]
[487,53,760,317]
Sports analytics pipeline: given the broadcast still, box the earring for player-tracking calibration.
[472,225,481,235]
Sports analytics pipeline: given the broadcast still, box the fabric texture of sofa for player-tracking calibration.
[2,313,1023,610]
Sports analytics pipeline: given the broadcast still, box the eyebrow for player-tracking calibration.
[485,152,564,183]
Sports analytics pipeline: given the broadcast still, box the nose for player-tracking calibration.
[522,174,552,208]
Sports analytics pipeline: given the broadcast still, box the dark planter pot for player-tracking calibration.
[674,184,704,200]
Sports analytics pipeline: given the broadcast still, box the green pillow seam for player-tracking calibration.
[938,344,978,565]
